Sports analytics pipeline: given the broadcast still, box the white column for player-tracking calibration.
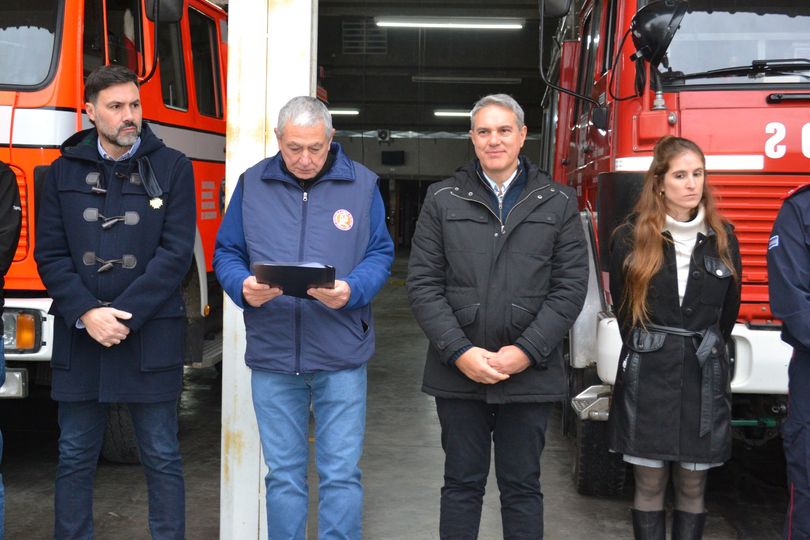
[220,2,317,538]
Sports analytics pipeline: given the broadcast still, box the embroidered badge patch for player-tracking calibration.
[768,235,780,250]
[333,209,354,231]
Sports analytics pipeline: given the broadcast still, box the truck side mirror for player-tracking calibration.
[145,0,183,23]
[540,0,572,19]
[630,0,687,67]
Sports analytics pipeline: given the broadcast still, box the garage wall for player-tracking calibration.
[336,135,542,179]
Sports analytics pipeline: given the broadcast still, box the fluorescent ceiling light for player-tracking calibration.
[375,17,524,30]
[329,109,359,116]
[434,110,471,117]
[412,75,522,85]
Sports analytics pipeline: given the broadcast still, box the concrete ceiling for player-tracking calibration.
[315,0,549,134]
[214,1,554,134]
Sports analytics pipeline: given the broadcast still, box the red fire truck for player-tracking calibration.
[1,0,227,461]
[540,0,810,495]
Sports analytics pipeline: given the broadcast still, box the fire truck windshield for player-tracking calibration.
[659,2,810,87]
[0,0,61,89]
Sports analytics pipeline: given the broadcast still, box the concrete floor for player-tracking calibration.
[1,256,787,539]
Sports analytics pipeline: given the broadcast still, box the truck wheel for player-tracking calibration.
[183,268,204,366]
[102,403,140,464]
[572,418,626,497]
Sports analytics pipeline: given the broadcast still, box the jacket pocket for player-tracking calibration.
[51,317,73,370]
[454,303,479,327]
[511,302,536,332]
[626,327,666,353]
[509,212,557,257]
[138,315,185,372]
[700,256,732,306]
[444,210,490,254]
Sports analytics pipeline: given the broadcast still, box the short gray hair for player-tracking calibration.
[277,96,333,137]
[470,94,525,130]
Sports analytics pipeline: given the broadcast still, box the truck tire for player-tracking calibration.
[183,268,204,366]
[572,417,626,497]
[102,403,140,464]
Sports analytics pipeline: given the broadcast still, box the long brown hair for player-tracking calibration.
[622,136,736,327]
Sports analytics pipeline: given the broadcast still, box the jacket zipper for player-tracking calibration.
[450,184,551,235]
[295,185,309,374]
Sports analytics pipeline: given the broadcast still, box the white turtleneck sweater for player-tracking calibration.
[663,205,707,306]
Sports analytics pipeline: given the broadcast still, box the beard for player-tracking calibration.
[99,121,141,149]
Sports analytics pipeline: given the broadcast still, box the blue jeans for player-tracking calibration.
[251,365,367,540]
[54,400,185,540]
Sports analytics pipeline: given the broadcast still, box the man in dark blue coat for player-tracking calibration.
[768,183,810,540]
[0,160,22,540]
[34,65,194,539]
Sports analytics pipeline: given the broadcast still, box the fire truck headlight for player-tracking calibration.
[2,311,39,352]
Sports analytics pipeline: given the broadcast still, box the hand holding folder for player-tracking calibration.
[252,261,336,299]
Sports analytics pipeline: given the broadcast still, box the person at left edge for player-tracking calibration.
[34,65,194,540]
[214,96,394,540]
[0,160,23,540]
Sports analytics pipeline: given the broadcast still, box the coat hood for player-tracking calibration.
[60,121,165,162]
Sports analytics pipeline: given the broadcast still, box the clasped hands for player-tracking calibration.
[81,307,133,348]
[455,345,531,384]
[242,275,350,309]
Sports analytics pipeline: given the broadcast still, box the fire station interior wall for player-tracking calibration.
[335,136,542,179]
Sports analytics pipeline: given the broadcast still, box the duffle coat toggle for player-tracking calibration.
[83,207,140,228]
[82,251,137,272]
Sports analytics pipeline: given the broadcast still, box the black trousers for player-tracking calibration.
[435,397,553,540]
[784,351,810,540]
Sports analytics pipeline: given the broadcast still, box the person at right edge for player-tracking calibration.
[607,136,741,540]
[767,181,810,540]
[0,160,23,540]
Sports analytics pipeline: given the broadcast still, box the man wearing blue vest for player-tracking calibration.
[214,96,394,540]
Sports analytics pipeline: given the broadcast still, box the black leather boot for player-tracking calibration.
[672,510,707,540]
[631,509,666,540]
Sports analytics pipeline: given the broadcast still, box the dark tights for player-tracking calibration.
[633,464,707,513]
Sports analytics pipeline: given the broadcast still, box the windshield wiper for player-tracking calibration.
[661,58,810,82]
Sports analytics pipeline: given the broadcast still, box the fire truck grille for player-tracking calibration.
[12,168,28,262]
[712,175,802,321]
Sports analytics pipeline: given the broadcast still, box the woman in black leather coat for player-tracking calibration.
[607,137,742,540]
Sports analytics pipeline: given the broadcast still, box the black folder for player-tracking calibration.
[251,262,336,299]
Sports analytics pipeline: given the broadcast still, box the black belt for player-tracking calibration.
[644,323,722,438]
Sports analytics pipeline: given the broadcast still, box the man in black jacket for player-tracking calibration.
[407,94,588,538]
[0,160,22,540]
